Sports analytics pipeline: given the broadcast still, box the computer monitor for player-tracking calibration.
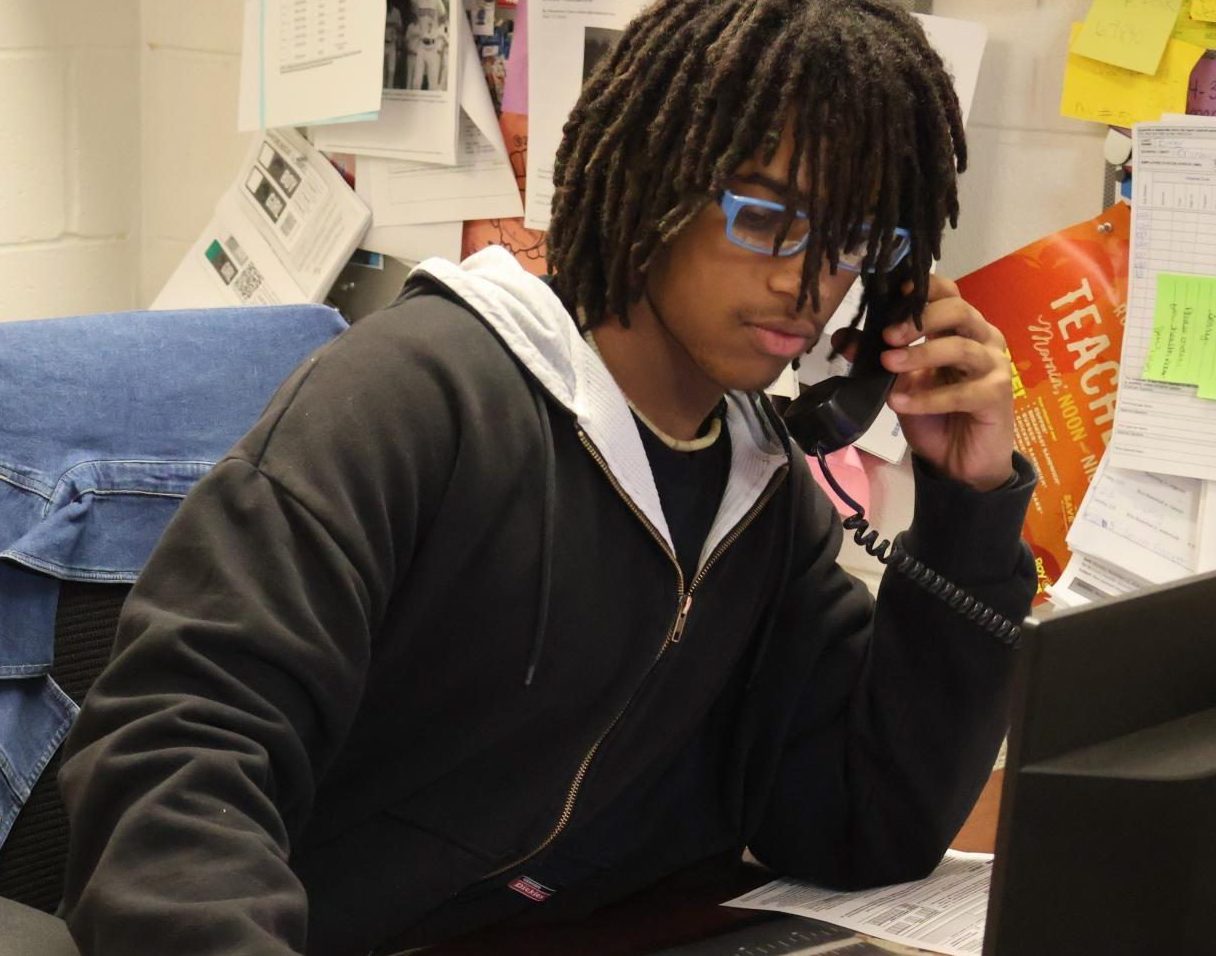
[983,571,1216,955]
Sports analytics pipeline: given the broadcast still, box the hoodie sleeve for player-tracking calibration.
[748,452,1037,889]
[56,301,481,955]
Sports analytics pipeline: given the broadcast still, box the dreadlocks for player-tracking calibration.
[546,0,966,333]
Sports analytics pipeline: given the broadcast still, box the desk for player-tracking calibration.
[414,771,1004,955]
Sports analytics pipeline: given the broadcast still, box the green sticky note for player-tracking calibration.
[1146,274,1176,381]
[1198,280,1216,399]
[1073,0,1183,76]
[1146,273,1216,398]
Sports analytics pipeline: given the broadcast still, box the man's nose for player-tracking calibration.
[766,250,808,302]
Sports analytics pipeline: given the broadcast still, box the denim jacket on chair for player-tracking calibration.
[0,304,348,847]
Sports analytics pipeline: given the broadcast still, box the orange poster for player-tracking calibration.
[956,203,1130,601]
[463,111,547,274]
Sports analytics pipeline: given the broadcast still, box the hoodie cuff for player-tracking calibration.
[898,451,1037,584]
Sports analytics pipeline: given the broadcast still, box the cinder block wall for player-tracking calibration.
[1,0,1111,322]
[0,1,140,322]
[139,0,249,305]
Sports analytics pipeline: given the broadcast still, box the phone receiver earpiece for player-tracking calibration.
[781,369,896,454]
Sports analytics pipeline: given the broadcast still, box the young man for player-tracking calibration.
[59,2,1036,954]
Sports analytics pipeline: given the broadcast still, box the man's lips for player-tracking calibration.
[745,321,819,360]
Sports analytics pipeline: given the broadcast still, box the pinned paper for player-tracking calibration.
[1144,273,1216,397]
[1192,0,1216,24]
[1062,23,1205,127]
[1072,0,1183,75]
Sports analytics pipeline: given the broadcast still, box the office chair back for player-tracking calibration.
[0,581,130,912]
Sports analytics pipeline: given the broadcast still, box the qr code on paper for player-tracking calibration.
[234,264,263,301]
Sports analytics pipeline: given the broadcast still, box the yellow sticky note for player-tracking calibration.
[1174,5,1216,45]
[1192,0,1216,24]
[1062,23,1205,127]
[1073,0,1184,75]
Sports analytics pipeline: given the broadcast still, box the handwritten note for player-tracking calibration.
[1173,4,1216,44]
[1191,0,1216,24]
[1144,273,1216,398]
[1073,0,1184,75]
[1062,23,1205,126]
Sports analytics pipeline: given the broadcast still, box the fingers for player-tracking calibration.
[886,276,1005,349]
[882,330,1005,379]
[888,370,1011,417]
[880,338,1011,415]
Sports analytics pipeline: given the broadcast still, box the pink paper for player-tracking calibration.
[501,0,529,114]
[806,445,871,518]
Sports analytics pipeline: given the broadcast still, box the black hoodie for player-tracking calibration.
[59,248,1037,955]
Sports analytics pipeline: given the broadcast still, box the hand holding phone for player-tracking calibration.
[781,266,916,455]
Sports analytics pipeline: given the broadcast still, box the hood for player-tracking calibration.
[411,247,790,573]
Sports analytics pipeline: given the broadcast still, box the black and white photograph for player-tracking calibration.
[582,26,624,85]
[385,0,451,93]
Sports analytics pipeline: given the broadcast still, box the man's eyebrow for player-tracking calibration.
[733,172,811,203]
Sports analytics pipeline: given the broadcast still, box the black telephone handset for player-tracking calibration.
[777,267,1023,647]
[781,266,913,455]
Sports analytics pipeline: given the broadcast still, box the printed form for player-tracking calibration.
[356,27,523,226]
[724,850,993,956]
[153,127,370,309]
[238,0,385,130]
[1110,123,1216,480]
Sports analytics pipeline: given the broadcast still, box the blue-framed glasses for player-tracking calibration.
[717,189,912,274]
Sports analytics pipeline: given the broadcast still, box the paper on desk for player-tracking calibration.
[1109,123,1216,481]
[237,0,385,131]
[313,0,464,166]
[1048,550,1152,607]
[153,127,370,309]
[523,10,986,232]
[724,850,993,956]
[356,30,522,226]
[1065,451,1200,584]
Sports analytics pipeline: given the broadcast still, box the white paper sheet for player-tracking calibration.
[524,10,987,232]
[1048,550,1152,607]
[361,220,463,262]
[1108,123,1216,481]
[1065,450,1200,585]
[1198,480,1216,573]
[356,28,522,225]
[725,850,993,956]
[238,0,386,131]
[524,0,646,230]
[313,0,464,165]
[153,128,371,309]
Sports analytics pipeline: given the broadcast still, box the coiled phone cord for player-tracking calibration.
[813,446,1023,648]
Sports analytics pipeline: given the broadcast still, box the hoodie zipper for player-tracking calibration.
[474,426,787,883]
